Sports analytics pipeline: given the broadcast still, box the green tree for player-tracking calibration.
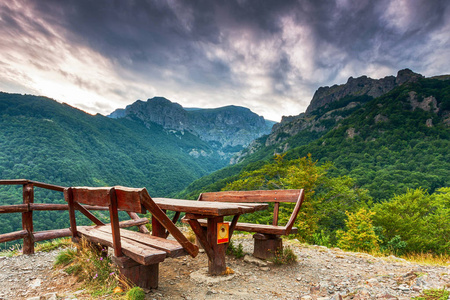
[373,188,450,254]
[336,208,379,252]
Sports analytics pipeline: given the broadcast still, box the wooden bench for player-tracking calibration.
[193,189,305,259]
[64,186,198,289]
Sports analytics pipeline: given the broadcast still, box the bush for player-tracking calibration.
[336,208,379,252]
[226,240,245,258]
[373,188,450,254]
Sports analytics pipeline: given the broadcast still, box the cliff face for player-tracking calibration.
[232,69,428,164]
[306,69,423,113]
[109,97,275,158]
[270,69,424,146]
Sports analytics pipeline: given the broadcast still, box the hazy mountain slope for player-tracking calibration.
[0,92,222,196]
[109,97,275,160]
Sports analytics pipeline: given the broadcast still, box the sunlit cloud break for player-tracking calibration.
[0,0,449,121]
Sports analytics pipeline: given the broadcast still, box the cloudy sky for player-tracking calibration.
[0,0,449,121]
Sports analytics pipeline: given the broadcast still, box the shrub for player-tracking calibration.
[336,208,379,252]
[226,240,245,258]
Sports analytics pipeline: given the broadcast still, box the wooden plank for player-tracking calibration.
[152,198,267,216]
[97,226,186,258]
[141,192,199,258]
[284,189,305,235]
[273,202,280,226]
[31,181,65,192]
[0,204,28,213]
[74,202,105,226]
[194,219,298,235]
[118,218,149,228]
[0,230,28,243]
[30,203,68,211]
[109,188,122,257]
[33,228,72,242]
[22,183,34,254]
[228,214,240,238]
[68,186,143,213]
[0,179,29,185]
[151,209,167,238]
[186,217,214,261]
[127,212,150,234]
[199,189,301,203]
[77,226,167,265]
[66,188,78,239]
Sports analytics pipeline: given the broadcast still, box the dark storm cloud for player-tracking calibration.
[1,0,449,120]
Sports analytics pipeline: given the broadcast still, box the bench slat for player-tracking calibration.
[96,226,186,258]
[199,190,301,203]
[192,219,298,236]
[77,226,167,265]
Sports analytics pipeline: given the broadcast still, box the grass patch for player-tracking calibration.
[413,288,449,300]
[0,244,22,257]
[126,287,145,300]
[54,238,132,297]
[401,253,450,267]
[270,246,297,265]
[36,238,71,252]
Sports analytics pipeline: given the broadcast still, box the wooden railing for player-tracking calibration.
[0,179,149,254]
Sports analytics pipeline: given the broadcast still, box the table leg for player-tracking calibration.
[207,216,226,275]
[152,209,167,237]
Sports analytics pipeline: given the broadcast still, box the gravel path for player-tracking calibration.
[0,234,449,299]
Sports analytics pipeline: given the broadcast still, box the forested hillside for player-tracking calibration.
[0,92,226,241]
[179,76,450,201]
[176,74,450,255]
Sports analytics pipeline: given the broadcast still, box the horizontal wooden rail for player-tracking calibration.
[0,203,132,214]
[33,228,72,242]
[0,230,28,243]
[0,179,150,253]
[0,204,28,213]
[0,179,65,192]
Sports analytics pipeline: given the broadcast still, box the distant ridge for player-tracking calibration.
[109,97,275,159]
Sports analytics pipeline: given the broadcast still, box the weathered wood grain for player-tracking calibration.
[199,189,301,203]
[0,230,28,243]
[22,183,34,254]
[77,226,167,265]
[97,226,186,258]
[0,204,28,213]
[33,228,72,242]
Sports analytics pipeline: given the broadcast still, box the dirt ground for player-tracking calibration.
[1,233,449,300]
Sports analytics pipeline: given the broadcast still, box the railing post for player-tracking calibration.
[22,183,34,254]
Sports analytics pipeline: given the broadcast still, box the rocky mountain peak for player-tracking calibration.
[108,97,275,160]
[306,69,422,114]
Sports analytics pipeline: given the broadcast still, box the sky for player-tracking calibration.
[0,0,449,122]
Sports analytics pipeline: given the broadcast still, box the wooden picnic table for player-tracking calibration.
[152,198,268,275]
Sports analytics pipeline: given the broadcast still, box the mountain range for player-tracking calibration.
[0,68,449,241]
[179,69,450,201]
[109,97,274,160]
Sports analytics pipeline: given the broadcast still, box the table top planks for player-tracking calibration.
[152,198,268,216]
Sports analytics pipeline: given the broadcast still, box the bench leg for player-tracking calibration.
[253,233,282,260]
[112,256,159,289]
